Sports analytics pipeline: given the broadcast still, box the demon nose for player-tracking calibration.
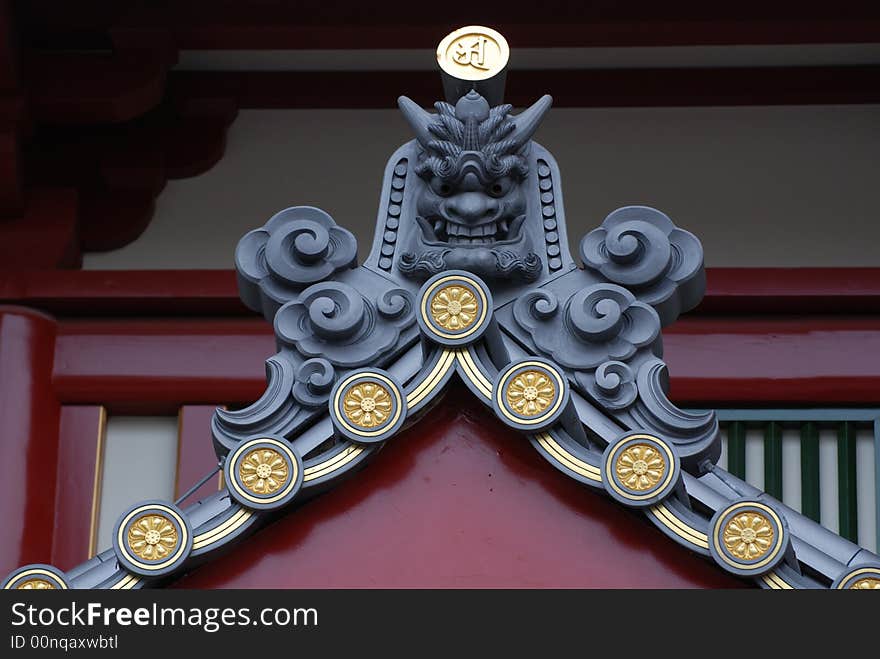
[444,193,499,224]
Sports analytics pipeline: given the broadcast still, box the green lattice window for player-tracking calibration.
[705,410,879,552]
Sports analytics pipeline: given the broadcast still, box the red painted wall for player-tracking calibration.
[175,390,742,588]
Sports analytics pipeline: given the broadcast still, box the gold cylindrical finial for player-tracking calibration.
[436,25,509,106]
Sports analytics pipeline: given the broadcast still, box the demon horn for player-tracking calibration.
[509,94,553,150]
[397,95,435,148]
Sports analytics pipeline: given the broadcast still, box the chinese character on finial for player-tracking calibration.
[436,25,510,106]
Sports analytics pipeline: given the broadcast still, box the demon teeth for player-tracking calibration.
[433,217,517,243]
[448,235,491,245]
[440,220,503,240]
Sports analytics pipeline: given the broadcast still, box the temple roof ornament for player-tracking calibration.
[4,26,879,592]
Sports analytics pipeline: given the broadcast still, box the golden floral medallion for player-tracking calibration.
[505,370,555,417]
[722,511,775,561]
[430,285,478,332]
[343,381,393,428]
[127,514,179,561]
[239,448,289,495]
[615,444,665,492]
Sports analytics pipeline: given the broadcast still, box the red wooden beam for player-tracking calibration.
[51,405,104,570]
[2,268,879,409]
[0,307,60,572]
[51,318,273,411]
[172,66,880,109]
[698,268,880,314]
[3,268,880,317]
[163,0,880,50]
[170,19,880,50]
[664,317,880,404]
[43,314,880,411]
[22,1,878,49]
[0,269,247,315]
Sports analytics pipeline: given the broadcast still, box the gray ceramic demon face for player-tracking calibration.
[397,90,551,281]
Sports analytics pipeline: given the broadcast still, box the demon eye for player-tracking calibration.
[429,177,453,196]
[488,177,512,197]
